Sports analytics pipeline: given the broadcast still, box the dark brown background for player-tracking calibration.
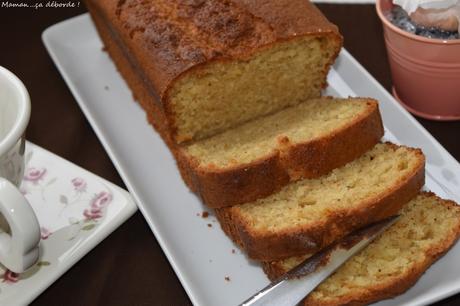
[0,2,459,305]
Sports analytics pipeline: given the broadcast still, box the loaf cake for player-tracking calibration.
[263,192,460,306]
[176,97,383,208]
[215,143,425,261]
[85,0,343,143]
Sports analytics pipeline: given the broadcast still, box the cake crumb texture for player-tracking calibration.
[186,98,376,167]
[216,143,425,260]
[263,193,460,306]
[87,0,342,143]
[177,97,383,208]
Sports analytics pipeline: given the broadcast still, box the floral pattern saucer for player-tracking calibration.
[0,142,137,305]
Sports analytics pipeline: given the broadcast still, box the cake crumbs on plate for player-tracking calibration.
[202,211,209,218]
[225,276,231,282]
[232,249,236,254]
[207,223,212,228]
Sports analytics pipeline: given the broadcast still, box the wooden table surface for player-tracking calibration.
[1,2,459,306]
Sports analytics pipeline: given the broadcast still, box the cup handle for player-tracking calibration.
[0,178,40,273]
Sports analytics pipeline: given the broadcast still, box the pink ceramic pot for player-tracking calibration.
[376,0,460,121]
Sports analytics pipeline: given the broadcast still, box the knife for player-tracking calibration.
[239,215,400,306]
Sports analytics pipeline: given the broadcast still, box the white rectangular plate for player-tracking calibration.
[43,14,460,306]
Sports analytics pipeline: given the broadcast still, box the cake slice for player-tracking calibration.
[86,0,342,143]
[215,143,425,261]
[263,192,460,306]
[176,97,383,208]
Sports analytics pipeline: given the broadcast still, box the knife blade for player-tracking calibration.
[239,215,400,306]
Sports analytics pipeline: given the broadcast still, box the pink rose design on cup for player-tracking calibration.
[23,167,47,184]
[40,227,52,240]
[71,177,87,193]
[83,191,112,220]
[2,270,19,283]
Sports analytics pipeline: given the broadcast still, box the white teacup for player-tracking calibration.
[0,66,40,273]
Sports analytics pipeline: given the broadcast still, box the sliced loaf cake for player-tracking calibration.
[215,143,425,261]
[176,97,383,208]
[86,0,342,143]
[263,192,460,306]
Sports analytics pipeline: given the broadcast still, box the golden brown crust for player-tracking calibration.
[304,193,460,306]
[215,145,426,261]
[175,151,292,207]
[261,259,292,281]
[86,0,177,151]
[87,0,214,203]
[175,99,384,208]
[86,0,375,209]
[89,2,288,209]
[85,0,342,143]
[261,192,460,306]
[88,0,340,98]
